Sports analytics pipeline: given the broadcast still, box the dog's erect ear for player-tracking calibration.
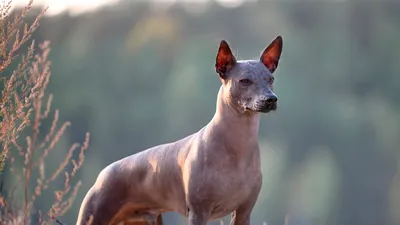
[215,40,236,79]
[260,36,283,73]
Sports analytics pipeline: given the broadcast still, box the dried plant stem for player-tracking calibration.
[0,1,90,225]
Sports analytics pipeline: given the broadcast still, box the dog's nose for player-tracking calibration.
[265,96,278,104]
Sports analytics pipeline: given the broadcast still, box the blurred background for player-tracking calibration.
[2,0,400,224]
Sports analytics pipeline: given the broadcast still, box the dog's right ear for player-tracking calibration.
[215,40,236,79]
[260,36,283,73]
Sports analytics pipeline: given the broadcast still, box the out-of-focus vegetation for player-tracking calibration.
[0,1,89,224]
[1,0,400,225]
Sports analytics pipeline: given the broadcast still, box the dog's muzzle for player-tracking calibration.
[253,97,278,113]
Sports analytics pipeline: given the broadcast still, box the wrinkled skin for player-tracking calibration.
[222,60,278,114]
[76,36,283,225]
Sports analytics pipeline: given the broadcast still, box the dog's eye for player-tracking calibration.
[239,79,252,85]
[268,77,275,84]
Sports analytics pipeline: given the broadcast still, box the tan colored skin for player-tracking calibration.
[76,36,283,225]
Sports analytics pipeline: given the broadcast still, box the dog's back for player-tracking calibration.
[76,133,197,225]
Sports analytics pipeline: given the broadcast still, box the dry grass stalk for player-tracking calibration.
[0,0,47,174]
[0,1,90,225]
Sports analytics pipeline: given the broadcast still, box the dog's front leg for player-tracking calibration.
[230,185,261,225]
[188,211,208,225]
[230,202,258,225]
[230,208,251,225]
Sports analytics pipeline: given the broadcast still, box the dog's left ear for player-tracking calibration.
[260,36,283,73]
[215,40,237,79]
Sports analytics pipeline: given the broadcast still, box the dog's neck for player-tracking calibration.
[205,86,260,151]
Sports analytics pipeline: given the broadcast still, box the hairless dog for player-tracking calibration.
[76,36,283,225]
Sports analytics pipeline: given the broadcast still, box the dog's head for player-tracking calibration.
[215,36,283,114]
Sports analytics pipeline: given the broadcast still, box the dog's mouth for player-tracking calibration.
[246,103,277,113]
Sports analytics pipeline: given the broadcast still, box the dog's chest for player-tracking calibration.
[206,162,261,219]
[184,142,262,219]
